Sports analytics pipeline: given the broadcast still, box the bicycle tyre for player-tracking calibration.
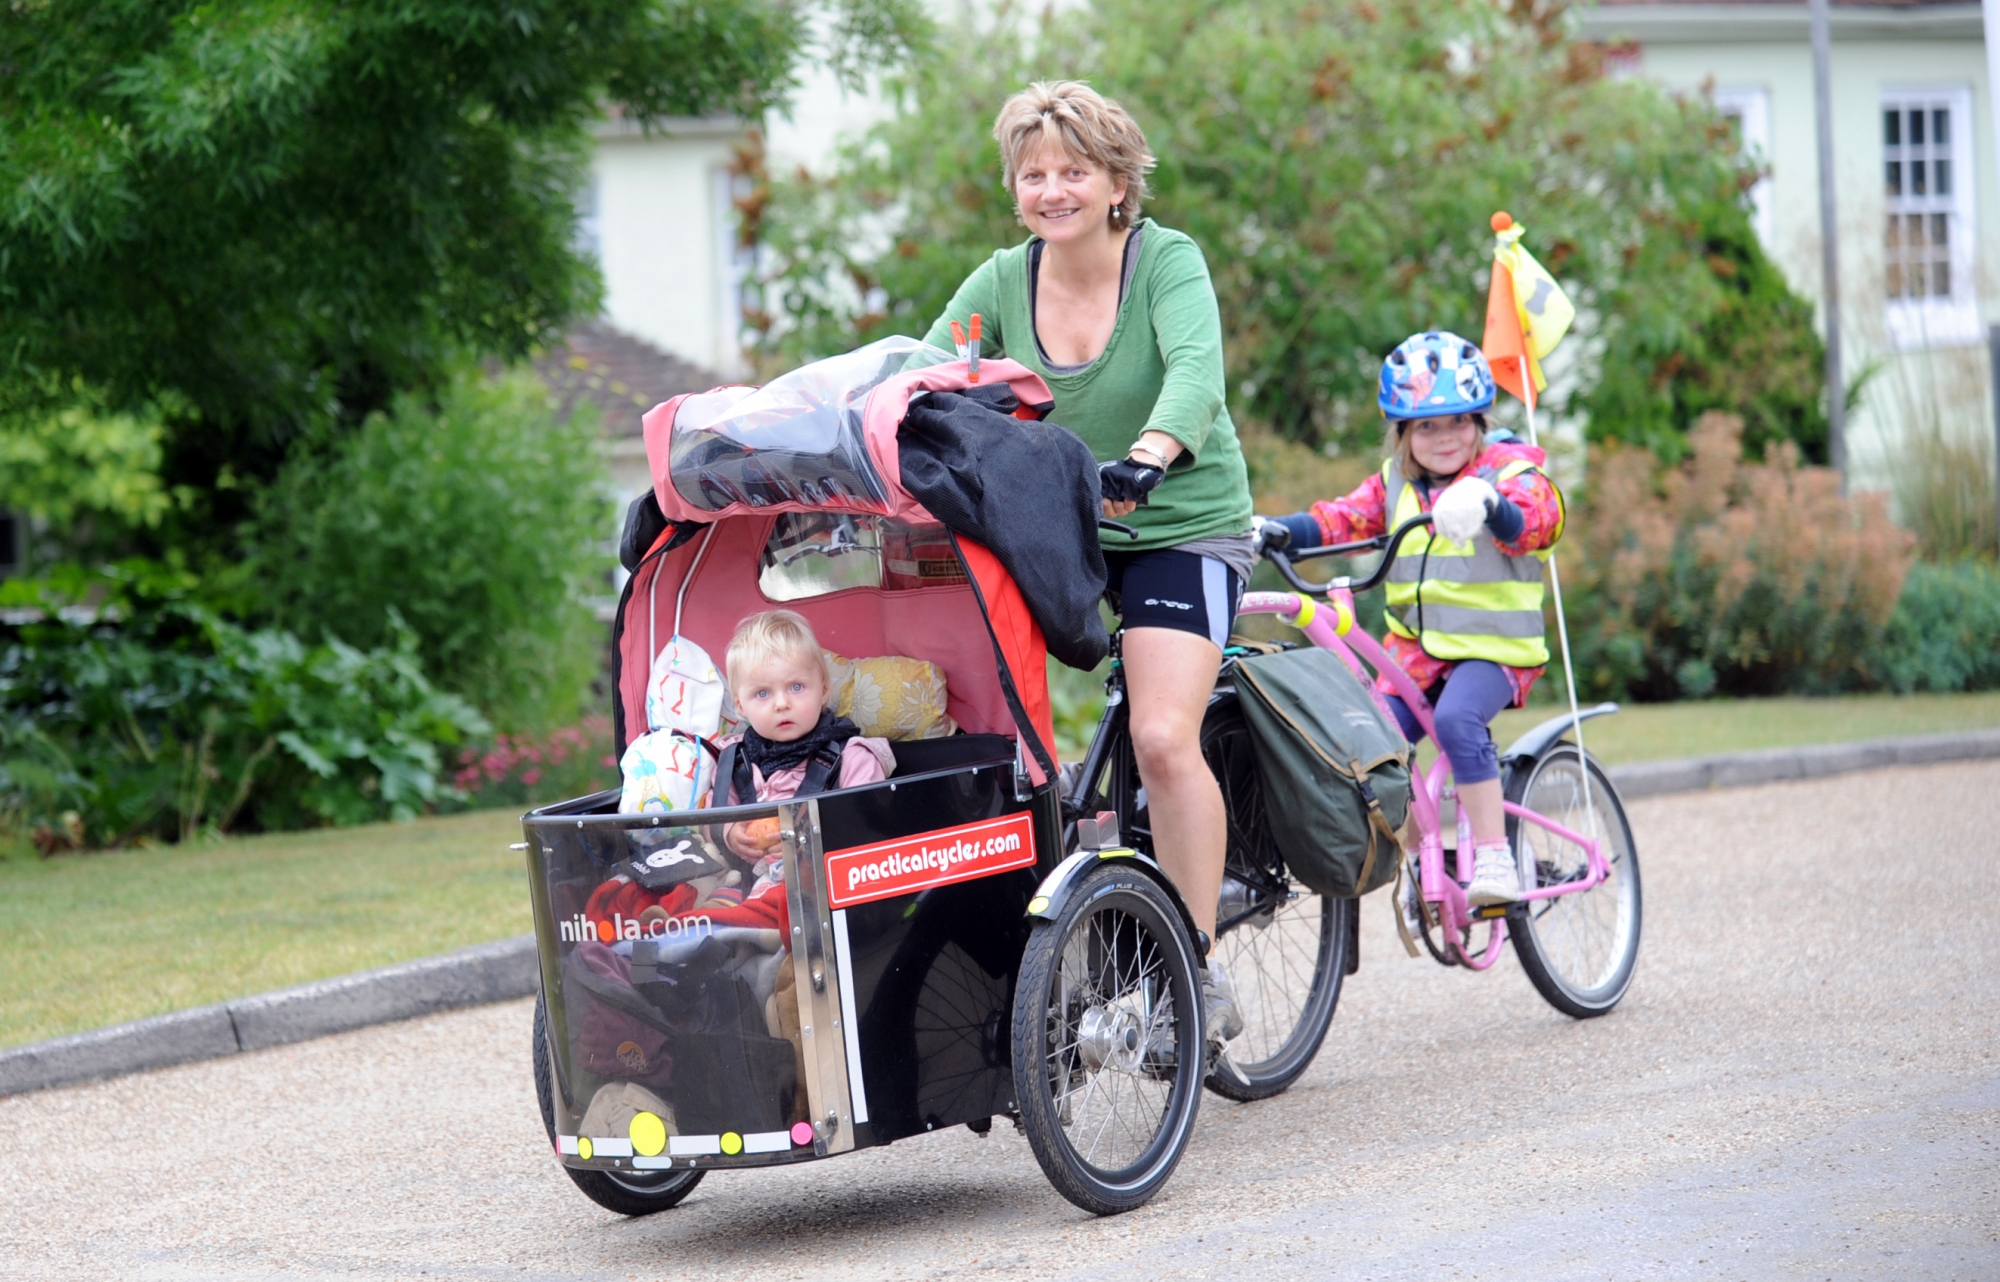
[533,991,706,1217]
[1503,745,1642,1018]
[1010,862,1204,1215]
[1196,693,1347,1102]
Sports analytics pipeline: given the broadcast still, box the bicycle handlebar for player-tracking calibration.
[1098,517,1140,541]
[1261,512,1435,597]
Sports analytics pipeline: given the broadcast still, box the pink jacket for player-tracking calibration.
[713,733,895,805]
[1306,442,1564,707]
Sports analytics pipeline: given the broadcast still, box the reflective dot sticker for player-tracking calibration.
[719,1132,744,1156]
[629,1112,667,1158]
[577,1136,594,1161]
[790,1121,815,1146]
[1027,896,1049,914]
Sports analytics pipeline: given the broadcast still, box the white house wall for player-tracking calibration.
[591,123,743,376]
[1588,6,2000,478]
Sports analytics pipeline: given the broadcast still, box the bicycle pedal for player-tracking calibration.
[1470,904,1511,920]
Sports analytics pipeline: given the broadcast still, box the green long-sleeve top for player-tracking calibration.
[920,220,1254,551]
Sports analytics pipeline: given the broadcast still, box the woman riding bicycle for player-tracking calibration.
[1264,332,1565,907]
[922,81,1256,1040]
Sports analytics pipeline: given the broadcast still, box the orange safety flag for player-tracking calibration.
[1481,211,1575,408]
[1483,250,1540,407]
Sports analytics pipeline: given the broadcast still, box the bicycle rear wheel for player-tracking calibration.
[1503,745,1642,1018]
[1197,693,1347,1102]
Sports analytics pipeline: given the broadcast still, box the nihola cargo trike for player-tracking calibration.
[520,338,1208,1218]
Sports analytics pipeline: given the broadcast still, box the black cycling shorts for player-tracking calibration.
[1102,547,1243,649]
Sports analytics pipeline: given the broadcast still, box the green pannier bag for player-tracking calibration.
[1230,646,1412,899]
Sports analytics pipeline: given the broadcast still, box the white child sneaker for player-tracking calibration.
[1465,841,1522,906]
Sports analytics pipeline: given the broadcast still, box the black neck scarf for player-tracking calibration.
[740,712,856,780]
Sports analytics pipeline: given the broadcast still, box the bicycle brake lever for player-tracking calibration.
[1098,518,1140,540]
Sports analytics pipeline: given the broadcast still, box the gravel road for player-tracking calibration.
[3,761,1996,1280]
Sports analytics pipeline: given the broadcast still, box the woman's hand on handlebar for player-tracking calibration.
[1102,496,1139,519]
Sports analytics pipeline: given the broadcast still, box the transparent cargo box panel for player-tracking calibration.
[523,792,830,1172]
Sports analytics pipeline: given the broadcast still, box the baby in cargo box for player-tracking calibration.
[713,609,895,883]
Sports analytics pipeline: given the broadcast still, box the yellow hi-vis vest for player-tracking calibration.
[1381,457,1564,668]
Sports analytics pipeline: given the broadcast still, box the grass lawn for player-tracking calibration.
[6,690,1997,1049]
[0,809,529,1048]
[1489,689,2000,765]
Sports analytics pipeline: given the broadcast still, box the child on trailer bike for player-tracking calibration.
[1260,331,1565,910]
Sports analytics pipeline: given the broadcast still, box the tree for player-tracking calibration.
[750,0,1825,461]
[1,0,928,552]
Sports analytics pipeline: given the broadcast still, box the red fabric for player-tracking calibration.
[683,883,790,933]
[585,878,696,927]
[956,537,1055,783]
[618,517,1032,756]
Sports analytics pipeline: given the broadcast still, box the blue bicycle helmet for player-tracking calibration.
[1377,331,1496,420]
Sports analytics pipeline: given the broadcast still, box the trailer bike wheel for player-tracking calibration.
[1503,745,1642,1018]
[1011,861,1204,1215]
[533,992,706,1217]
[1197,694,1347,1103]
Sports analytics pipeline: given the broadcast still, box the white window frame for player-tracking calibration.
[1713,86,1773,248]
[1882,85,1980,349]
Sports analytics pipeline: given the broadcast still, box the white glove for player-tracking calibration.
[1431,475,1499,542]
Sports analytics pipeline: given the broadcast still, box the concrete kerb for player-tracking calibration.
[0,935,537,1097]
[1604,727,2000,799]
[3,726,1997,1098]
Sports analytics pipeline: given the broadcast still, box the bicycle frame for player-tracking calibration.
[1235,582,1611,970]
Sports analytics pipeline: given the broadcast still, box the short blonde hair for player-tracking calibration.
[725,609,829,694]
[994,81,1156,228]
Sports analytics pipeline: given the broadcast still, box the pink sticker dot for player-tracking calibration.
[791,1122,815,1146]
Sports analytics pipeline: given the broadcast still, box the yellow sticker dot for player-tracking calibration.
[1027,896,1049,914]
[629,1111,667,1158]
[719,1131,744,1156]
[577,1136,594,1161]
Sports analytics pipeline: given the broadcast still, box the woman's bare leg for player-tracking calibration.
[1121,626,1226,944]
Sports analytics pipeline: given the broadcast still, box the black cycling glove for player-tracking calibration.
[1099,457,1166,506]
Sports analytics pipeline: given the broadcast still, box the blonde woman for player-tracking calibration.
[922,81,1255,1041]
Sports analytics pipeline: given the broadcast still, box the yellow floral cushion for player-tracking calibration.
[824,653,956,740]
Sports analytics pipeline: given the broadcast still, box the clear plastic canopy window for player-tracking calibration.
[759,513,968,602]
[670,337,955,514]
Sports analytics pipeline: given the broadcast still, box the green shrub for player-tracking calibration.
[1866,559,2000,693]
[0,567,487,849]
[249,370,611,731]
[1564,413,1914,700]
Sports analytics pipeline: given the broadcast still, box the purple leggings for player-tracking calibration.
[1384,659,1513,786]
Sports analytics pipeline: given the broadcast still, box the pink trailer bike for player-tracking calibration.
[1063,511,1641,1103]
[1244,512,1642,1018]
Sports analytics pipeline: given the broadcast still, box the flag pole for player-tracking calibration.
[1486,210,1601,847]
[1515,372,1592,786]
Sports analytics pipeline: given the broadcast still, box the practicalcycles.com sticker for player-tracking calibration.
[825,811,1037,910]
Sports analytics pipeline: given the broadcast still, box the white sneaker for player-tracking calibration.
[1465,842,1521,906]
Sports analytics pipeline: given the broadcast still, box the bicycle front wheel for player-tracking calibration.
[1011,862,1205,1215]
[1503,745,1642,1018]
[1198,693,1347,1102]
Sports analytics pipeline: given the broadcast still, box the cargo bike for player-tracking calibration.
[521,339,1241,1219]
